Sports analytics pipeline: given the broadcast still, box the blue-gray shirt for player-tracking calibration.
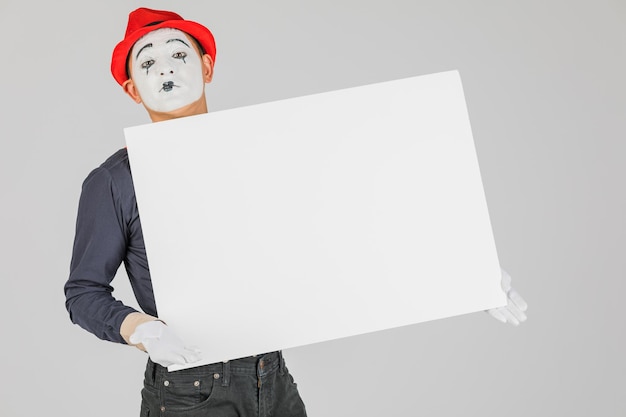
[65,148,157,344]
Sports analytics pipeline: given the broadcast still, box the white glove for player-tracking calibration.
[129,321,201,367]
[487,269,528,326]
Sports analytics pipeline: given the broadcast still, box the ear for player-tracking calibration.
[122,79,143,104]
[201,54,214,83]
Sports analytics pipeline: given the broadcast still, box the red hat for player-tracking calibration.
[111,7,216,86]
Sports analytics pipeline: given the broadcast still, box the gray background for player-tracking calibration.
[1,0,624,416]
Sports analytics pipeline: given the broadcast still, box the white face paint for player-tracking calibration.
[130,28,205,113]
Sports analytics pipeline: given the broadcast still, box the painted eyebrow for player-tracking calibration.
[134,39,191,61]
[135,43,153,60]
[166,38,191,48]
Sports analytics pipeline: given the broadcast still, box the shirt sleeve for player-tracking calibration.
[64,166,138,344]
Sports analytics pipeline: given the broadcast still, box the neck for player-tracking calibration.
[146,94,209,123]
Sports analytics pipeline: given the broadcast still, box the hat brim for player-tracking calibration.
[111,20,216,86]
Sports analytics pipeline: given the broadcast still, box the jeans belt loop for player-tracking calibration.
[147,358,158,385]
[222,360,231,387]
[278,350,286,373]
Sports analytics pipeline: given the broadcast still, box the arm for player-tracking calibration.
[64,166,156,344]
[65,162,200,366]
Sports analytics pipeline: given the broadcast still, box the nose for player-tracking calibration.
[154,60,174,76]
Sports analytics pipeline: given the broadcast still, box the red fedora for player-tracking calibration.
[111,7,216,86]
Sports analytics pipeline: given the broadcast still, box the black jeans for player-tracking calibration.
[140,351,307,417]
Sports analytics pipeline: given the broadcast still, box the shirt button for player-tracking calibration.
[160,406,166,412]
[163,381,170,387]
[194,381,200,387]
[213,373,220,379]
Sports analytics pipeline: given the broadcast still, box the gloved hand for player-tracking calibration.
[486,268,528,326]
[129,320,201,367]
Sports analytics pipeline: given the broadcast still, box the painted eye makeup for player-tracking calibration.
[141,59,155,74]
[173,51,187,63]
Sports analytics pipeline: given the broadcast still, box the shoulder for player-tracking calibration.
[83,148,133,191]
[100,148,131,181]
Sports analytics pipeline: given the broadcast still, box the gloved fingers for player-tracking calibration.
[159,345,201,365]
[506,296,528,324]
[499,306,520,326]
[508,289,528,312]
[188,346,203,356]
[145,346,198,367]
[487,308,507,323]
[133,323,202,367]
[168,350,199,366]
[180,347,202,364]
[158,353,187,368]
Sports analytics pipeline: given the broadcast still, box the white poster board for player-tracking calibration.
[125,70,506,370]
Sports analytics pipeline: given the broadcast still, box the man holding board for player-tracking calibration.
[65,7,527,417]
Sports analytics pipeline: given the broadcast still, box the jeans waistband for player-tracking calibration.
[145,350,285,388]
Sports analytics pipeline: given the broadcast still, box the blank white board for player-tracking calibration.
[125,70,506,371]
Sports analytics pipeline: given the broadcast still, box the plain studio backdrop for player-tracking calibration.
[0,1,623,416]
